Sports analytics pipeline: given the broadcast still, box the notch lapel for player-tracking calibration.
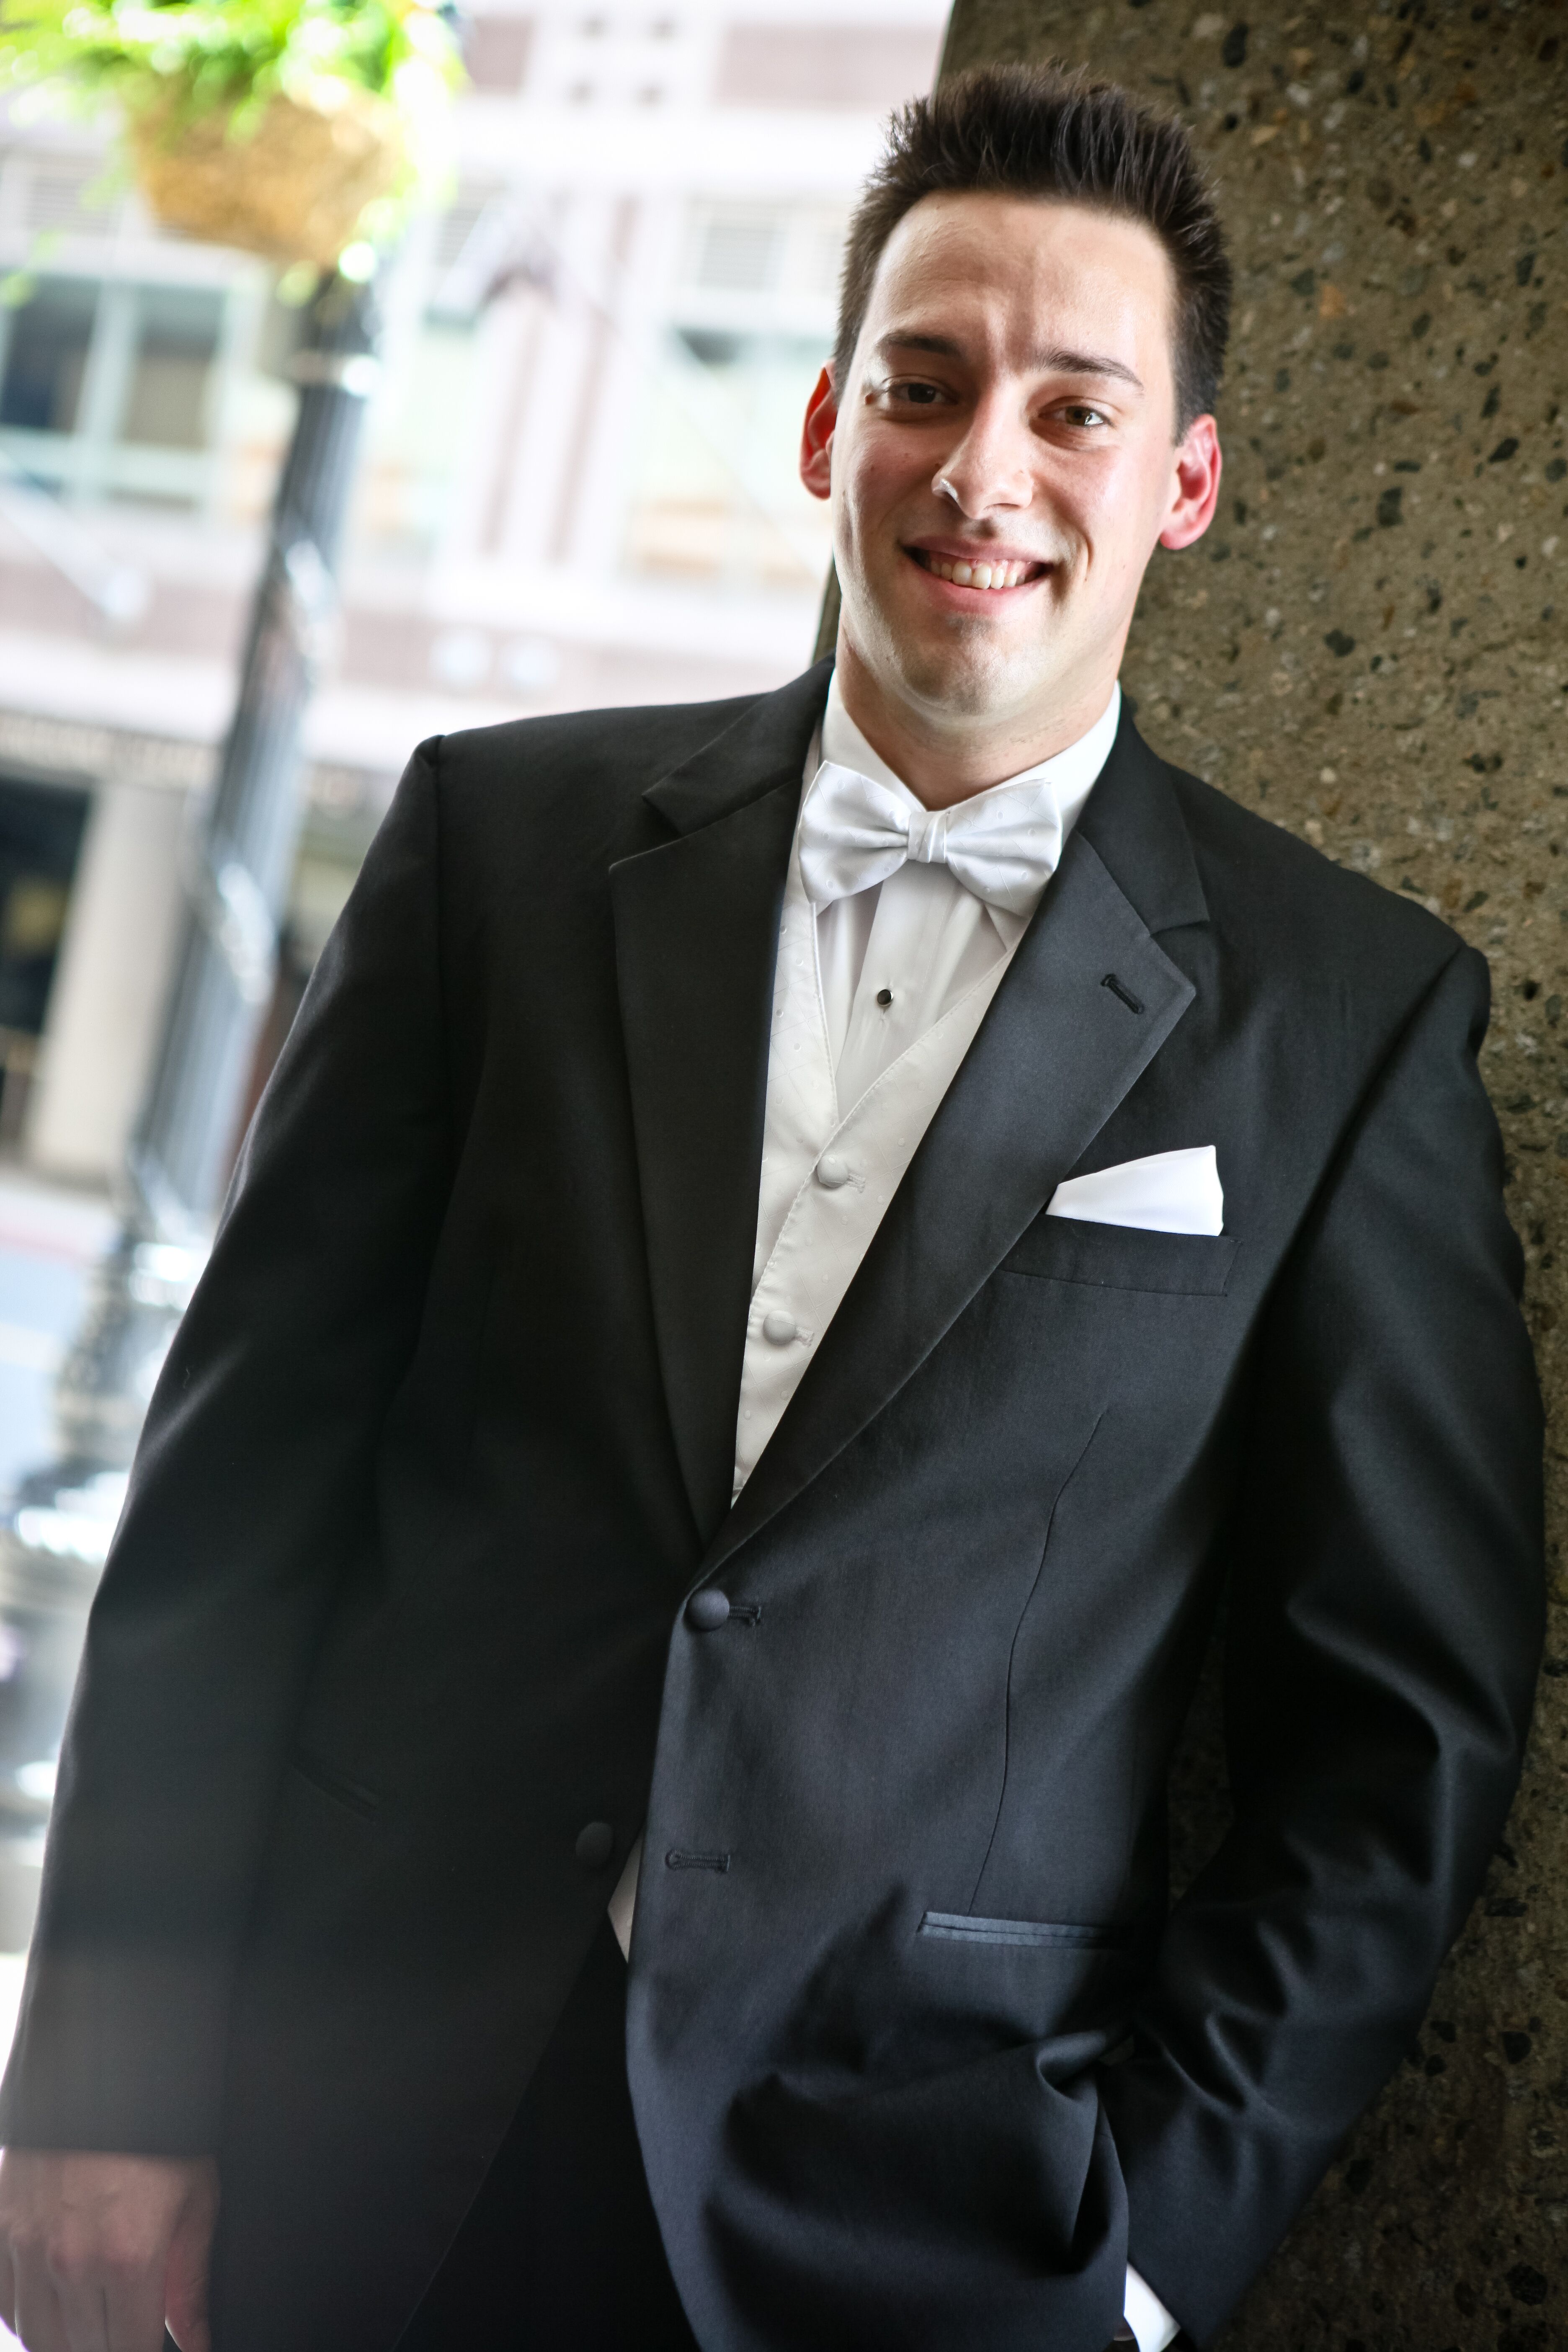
[611,662,832,1544]
[706,714,1209,1573]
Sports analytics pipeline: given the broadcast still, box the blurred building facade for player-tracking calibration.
[0,0,944,1188]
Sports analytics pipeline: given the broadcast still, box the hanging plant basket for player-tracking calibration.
[129,84,407,271]
[0,0,460,273]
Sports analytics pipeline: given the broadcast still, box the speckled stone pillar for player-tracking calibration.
[933,3,1567,2344]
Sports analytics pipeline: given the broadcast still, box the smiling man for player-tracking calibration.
[804,186,1210,802]
[0,63,1543,2352]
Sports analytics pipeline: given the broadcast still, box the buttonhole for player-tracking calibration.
[1101,972,1145,1015]
[728,1601,763,1625]
[876,987,893,1008]
[666,1849,731,1872]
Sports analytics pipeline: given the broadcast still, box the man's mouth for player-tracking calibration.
[906,547,1049,591]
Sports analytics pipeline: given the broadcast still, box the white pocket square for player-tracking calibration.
[1045,1146,1224,1238]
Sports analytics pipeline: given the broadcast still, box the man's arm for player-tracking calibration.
[0,737,454,2163]
[1101,942,1545,2339]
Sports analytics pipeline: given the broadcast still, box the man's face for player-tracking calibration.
[800,192,1220,747]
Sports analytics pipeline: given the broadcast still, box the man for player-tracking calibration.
[0,62,1543,2352]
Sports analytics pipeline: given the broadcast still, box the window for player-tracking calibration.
[121,286,222,450]
[620,198,843,591]
[353,316,482,552]
[694,213,784,295]
[0,774,90,1150]
[20,158,111,238]
[348,193,496,554]
[0,281,94,435]
[624,327,832,588]
[529,12,701,108]
[681,201,846,312]
[462,13,534,92]
[0,277,227,504]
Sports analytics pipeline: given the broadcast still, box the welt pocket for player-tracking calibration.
[917,1910,1131,1952]
[999,1218,1240,1297]
[291,1751,382,1821]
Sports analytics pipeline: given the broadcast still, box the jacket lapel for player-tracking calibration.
[707,711,1210,1573]
[611,661,833,1544]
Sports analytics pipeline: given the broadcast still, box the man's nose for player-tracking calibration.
[931,395,1034,516]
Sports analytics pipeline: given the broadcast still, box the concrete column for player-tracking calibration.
[934,4,1565,2342]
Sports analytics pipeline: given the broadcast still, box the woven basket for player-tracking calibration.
[129,83,406,270]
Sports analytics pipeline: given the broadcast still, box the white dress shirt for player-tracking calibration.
[614,671,1179,2352]
[733,672,1119,1497]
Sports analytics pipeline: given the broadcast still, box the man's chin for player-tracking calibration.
[876,631,1051,727]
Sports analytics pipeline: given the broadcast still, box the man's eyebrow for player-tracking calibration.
[1033,345,1145,392]
[876,333,1144,392]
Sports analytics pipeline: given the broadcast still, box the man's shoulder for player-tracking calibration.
[418,689,769,800]
[1163,753,1469,989]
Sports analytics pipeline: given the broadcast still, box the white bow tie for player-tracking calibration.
[797,760,1065,919]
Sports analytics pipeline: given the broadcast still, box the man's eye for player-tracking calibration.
[886,381,948,407]
[1060,405,1111,428]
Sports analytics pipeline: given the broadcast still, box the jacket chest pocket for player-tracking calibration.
[999,1215,1240,1296]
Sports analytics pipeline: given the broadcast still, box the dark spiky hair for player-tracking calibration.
[834,62,1233,434]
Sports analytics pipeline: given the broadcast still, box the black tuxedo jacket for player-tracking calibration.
[0,662,1542,2351]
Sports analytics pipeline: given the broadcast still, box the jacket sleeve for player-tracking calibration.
[1100,941,1545,2341]
[0,739,455,2156]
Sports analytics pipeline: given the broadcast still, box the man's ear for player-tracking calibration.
[1159,414,1222,550]
[799,365,838,502]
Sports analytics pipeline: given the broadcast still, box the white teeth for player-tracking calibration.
[923,553,1032,588]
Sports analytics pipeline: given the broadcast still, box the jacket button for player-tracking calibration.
[815,1153,851,1189]
[761,1311,797,1345]
[575,1821,614,1870]
[686,1588,731,1631]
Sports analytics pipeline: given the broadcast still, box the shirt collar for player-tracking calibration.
[818,669,1122,854]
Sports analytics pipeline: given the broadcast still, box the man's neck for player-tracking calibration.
[833,636,1118,812]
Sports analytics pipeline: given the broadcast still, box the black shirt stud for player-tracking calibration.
[574,1821,614,1871]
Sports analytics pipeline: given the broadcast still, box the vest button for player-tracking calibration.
[816,1153,850,1189]
[574,1821,614,1870]
[686,1588,731,1631]
[761,1311,797,1345]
